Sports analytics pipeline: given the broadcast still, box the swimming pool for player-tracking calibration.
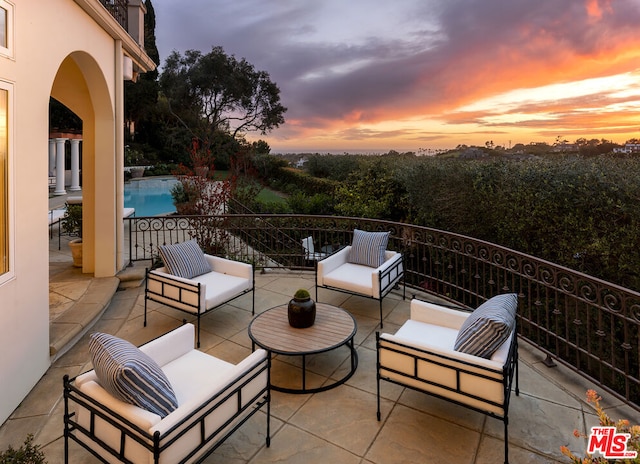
[124,177,178,216]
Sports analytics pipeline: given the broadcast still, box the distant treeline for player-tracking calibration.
[248,152,640,292]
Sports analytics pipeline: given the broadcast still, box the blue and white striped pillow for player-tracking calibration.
[454,293,517,359]
[158,240,211,279]
[89,332,178,418]
[347,229,390,268]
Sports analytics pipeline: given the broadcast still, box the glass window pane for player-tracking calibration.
[0,89,7,274]
[0,7,5,49]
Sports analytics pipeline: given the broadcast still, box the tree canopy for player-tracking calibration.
[159,46,286,144]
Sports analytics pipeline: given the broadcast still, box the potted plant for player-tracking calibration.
[287,288,316,328]
[62,203,83,267]
[125,146,146,178]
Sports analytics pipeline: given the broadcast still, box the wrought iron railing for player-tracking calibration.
[125,214,640,410]
[100,0,128,29]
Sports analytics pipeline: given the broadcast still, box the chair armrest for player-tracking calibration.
[376,251,402,273]
[151,349,269,436]
[206,255,253,282]
[147,268,202,312]
[410,299,468,331]
[371,252,403,297]
[317,246,351,277]
[77,380,162,431]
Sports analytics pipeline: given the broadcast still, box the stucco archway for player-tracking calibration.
[50,51,123,277]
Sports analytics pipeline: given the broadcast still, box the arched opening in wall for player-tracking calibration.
[48,51,121,349]
[50,51,119,279]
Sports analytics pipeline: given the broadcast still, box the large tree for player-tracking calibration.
[159,46,286,145]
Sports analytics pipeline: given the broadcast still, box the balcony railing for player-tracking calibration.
[125,214,640,410]
[100,0,128,29]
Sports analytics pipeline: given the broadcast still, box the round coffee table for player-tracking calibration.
[248,303,358,394]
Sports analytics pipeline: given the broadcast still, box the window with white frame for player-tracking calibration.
[0,82,11,280]
[0,0,13,58]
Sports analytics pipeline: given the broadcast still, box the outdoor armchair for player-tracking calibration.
[63,323,270,464]
[315,229,404,327]
[302,235,328,261]
[376,295,519,464]
[144,240,254,347]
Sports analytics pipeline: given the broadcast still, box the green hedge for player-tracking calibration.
[261,153,640,291]
[273,167,338,196]
[399,156,640,291]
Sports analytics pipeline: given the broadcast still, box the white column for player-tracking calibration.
[48,139,56,177]
[69,139,81,191]
[53,138,68,195]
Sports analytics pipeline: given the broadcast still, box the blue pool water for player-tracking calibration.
[124,177,178,216]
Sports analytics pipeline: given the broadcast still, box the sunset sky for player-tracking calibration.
[151,0,640,153]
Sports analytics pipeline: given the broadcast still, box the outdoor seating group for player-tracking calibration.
[63,231,520,464]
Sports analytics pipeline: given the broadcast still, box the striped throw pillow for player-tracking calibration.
[158,240,211,279]
[347,229,390,268]
[89,332,178,418]
[454,293,517,359]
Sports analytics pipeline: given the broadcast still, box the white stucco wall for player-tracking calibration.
[0,0,129,425]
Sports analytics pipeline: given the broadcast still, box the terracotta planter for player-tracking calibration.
[69,239,83,268]
[287,296,316,328]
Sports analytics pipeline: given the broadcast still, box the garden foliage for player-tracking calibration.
[398,156,640,291]
[262,153,640,292]
[171,139,235,254]
[0,434,47,464]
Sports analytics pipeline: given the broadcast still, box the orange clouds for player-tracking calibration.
[585,0,613,20]
[154,0,640,152]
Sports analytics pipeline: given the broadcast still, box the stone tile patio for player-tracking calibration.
[1,239,638,463]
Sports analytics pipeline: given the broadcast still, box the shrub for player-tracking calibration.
[399,156,640,291]
[62,203,82,238]
[0,434,47,464]
[287,193,335,215]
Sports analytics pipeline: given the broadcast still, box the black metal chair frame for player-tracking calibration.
[144,267,255,347]
[63,349,270,464]
[376,328,519,464]
[315,253,405,328]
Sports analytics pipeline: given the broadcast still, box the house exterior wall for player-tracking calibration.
[0,0,152,425]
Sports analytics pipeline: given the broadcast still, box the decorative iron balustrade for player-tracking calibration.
[125,214,640,410]
[99,0,128,29]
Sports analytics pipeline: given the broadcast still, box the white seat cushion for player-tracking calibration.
[191,271,252,311]
[395,319,513,366]
[396,319,459,351]
[323,262,377,297]
[161,350,234,405]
